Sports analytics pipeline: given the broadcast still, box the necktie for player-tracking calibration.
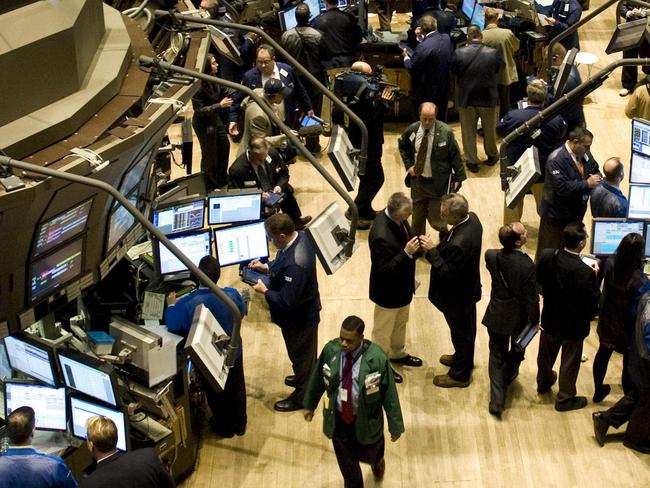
[401,221,410,242]
[257,164,272,191]
[340,352,355,425]
[414,129,430,176]
[575,159,584,178]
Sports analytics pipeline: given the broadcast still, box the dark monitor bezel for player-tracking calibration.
[3,380,68,432]
[32,198,94,259]
[56,348,120,407]
[156,228,213,276]
[151,196,206,236]
[627,183,650,219]
[213,220,270,267]
[206,189,263,226]
[69,393,130,452]
[590,218,645,256]
[3,333,60,387]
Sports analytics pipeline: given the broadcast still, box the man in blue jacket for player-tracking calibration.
[164,255,246,437]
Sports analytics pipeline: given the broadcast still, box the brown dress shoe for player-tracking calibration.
[433,374,470,388]
[372,457,386,479]
[439,354,454,367]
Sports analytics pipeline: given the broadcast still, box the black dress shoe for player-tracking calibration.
[592,412,609,447]
[484,156,499,166]
[555,396,587,412]
[593,384,611,403]
[392,369,403,384]
[274,398,303,412]
[372,457,386,479]
[284,375,297,388]
[623,440,650,454]
[390,354,423,367]
[537,371,558,394]
[489,402,503,419]
[466,162,480,173]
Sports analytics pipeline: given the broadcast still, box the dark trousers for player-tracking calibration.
[193,116,230,191]
[536,331,583,406]
[497,84,511,120]
[621,44,650,90]
[487,329,524,408]
[332,414,385,488]
[443,304,477,381]
[204,354,247,436]
[535,217,567,262]
[593,346,633,394]
[279,190,303,222]
[603,384,650,450]
[280,323,318,403]
[354,153,385,220]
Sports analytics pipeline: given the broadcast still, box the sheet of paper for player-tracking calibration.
[538,13,549,26]
[142,291,165,320]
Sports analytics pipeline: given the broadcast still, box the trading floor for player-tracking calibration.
[178,3,650,486]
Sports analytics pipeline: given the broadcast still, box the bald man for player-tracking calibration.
[590,157,628,218]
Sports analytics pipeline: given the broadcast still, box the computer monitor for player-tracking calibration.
[157,229,212,275]
[214,221,269,267]
[328,125,358,192]
[119,152,152,196]
[33,199,93,258]
[627,184,650,219]
[207,191,263,225]
[152,197,205,236]
[106,192,138,252]
[461,0,476,19]
[304,202,357,275]
[470,2,485,30]
[70,395,128,451]
[644,223,650,257]
[630,151,650,184]
[57,349,119,406]
[0,342,11,381]
[3,334,58,386]
[631,118,650,157]
[590,219,645,255]
[4,382,67,431]
[505,146,542,209]
[278,0,321,30]
[553,47,578,99]
[29,237,84,305]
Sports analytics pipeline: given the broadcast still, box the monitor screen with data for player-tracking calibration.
[33,199,93,258]
[462,0,476,19]
[591,219,645,255]
[214,221,269,266]
[279,0,321,30]
[631,149,650,184]
[207,192,262,225]
[152,198,205,236]
[58,350,118,406]
[70,396,128,451]
[628,184,650,219]
[29,237,84,305]
[470,2,485,29]
[157,229,212,275]
[4,335,58,386]
[632,118,650,157]
[4,382,67,431]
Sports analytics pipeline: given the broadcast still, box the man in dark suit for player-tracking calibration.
[536,222,600,412]
[420,193,483,387]
[80,416,174,488]
[452,25,504,173]
[249,213,321,412]
[369,192,423,384]
[229,137,311,230]
[497,80,567,223]
[537,127,601,260]
[398,102,465,237]
[402,15,454,121]
[228,44,312,137]
[482,223,540,418]
[312,0,363,68]
[545,0,582,51]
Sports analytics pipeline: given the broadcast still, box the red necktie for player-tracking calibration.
[340,352,355,424]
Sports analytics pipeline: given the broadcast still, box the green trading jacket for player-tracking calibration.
[303,339,404,445]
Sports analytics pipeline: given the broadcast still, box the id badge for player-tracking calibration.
[339,387,348,402]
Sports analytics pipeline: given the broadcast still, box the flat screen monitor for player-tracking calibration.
[106,193,138,251]
[157,229,212,275]
[70,395,128,451]
[0,342,11,381]
[627,184,650,219]
[207,191,262,225]
[57,349,118,406]
[3,335,58,386]
[33,199,93,258]
[4,382,67,431]
[644,223,650,257]
[630,151,650,184]
[605,17,649,54]
[632,118,650,157]
[328,125,358,192]
[214,221,269,266]
[29,237,84,305]
[462,0,476,19]
[152,198,205,235]
[590,219,645,255]
[552,47,578,99]
[470,2,485,29]
[279,0,321,30]
[505,146,542,209]
[119,152,152,196]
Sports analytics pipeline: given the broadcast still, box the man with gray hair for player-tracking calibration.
[420,193,483,387]
[368,192,423,384]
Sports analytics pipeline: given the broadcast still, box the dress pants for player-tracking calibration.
[497,84,511,120]
[536,331,583,406]
[280,322,318,403]
[410,177,445,237]
[503,182,543,225]
[354,154,385,220]
[192,115,230,191]
[332,413,385,488]
[487,329,524,409]
[535,217,567,262]
[593,346,633,395]
[458,105,498,165]
[205,354,247,436]
[279,191,303,222]
[372,303,410,359]
[443,304,477,381]
[374,0,395,31]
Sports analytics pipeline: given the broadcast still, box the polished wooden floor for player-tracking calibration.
[176,3,650,486]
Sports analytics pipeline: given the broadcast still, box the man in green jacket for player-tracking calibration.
[303,316,404,488]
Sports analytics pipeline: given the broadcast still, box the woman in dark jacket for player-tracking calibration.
[192,54,233,191]
[593,233,650,402]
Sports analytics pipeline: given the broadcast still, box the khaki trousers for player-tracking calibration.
[371,303,410,358]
